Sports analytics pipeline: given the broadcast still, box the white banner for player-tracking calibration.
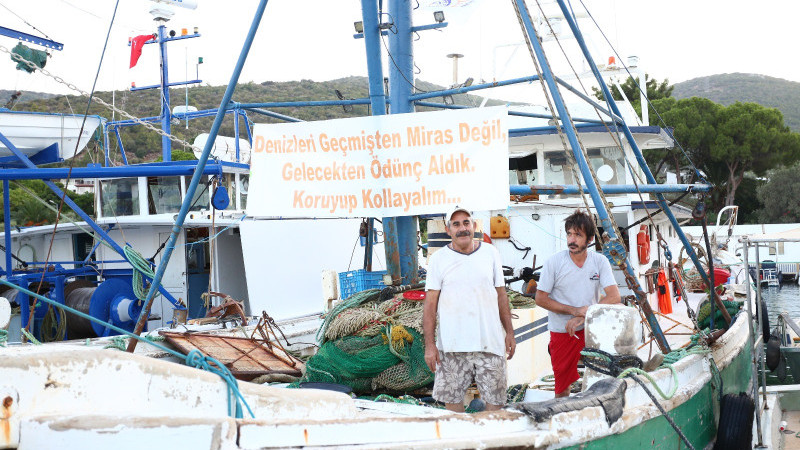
[247,106,509,218]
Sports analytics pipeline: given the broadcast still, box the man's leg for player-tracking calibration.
[432,352,473,412]
[445,403,466,412]
[473,352,508,410]
[549,330,585,398]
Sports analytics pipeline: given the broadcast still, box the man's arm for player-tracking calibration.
[535,290,589,317]
[423,290,441,371]
[496,287,516,359]
[599,285,621,304]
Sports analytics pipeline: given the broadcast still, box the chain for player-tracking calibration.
[0,44,202,153]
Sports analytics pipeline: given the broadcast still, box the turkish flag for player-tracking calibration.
[130,34,156,68]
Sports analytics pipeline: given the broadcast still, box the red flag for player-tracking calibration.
[130,34,156,68]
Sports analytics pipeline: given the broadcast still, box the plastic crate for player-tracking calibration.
[338,269,387,300]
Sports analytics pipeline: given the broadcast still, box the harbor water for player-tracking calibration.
[764,283,800,330]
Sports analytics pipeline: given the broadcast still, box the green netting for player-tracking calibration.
[304,327,433,393]
[11,43,47,73]
[696,300,742,330]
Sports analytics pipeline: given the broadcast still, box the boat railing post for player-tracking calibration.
[744,239,765,446]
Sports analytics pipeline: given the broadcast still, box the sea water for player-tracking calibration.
[761,283,800,384]
[764,283,800,330]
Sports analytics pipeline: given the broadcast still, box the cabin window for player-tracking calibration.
[189,176,210,211]
[543,147,625,186]
[239,174,249,209]
[147,177,182,214]
[543,152,576,185]
[100,178,139,217]
[509,153,537,185]
[779,242,785,255]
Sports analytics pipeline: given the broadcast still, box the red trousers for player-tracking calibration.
[549,330,585,394]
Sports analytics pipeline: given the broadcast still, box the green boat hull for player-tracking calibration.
[565,342,752,449]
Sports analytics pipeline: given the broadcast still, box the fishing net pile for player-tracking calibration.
[303,289,434,393]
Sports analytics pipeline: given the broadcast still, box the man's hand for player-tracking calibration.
[425,344,440,372]
[565,316,585,337]
[572,305,589,317]
[505,333,516,360]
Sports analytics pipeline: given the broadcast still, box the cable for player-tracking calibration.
[0,2,52,39]
[379,30,428,94]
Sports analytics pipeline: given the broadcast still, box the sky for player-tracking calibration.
[1,0,799,106]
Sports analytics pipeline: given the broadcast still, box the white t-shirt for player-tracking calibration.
[537,249,617,333]
[426,242,506,356]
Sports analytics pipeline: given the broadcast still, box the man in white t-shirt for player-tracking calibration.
[423,207,515,412]
[535,210,620,398]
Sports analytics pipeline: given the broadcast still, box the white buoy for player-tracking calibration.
[0,296,11,330]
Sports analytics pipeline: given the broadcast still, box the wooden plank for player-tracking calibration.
[160,331,304,381]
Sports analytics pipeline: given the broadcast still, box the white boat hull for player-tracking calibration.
[0,111,103,161]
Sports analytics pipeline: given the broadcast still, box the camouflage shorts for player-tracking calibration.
[432,351,507,406]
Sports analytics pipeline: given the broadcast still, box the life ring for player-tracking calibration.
[656,268,672,314]
[636,225,650,264]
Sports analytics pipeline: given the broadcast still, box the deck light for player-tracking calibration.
[354,21,364,33]
[434,11,445,23]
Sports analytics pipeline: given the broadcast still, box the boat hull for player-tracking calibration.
[0,111,103,162]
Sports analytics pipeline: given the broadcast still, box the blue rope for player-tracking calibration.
[186,349,254,418]
[0,279,254,419]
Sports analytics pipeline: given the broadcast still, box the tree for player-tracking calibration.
[756,163,800,223]
[593,74,673,118]
[650,97,800,211]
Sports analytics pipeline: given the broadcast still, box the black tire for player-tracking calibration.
[713,392,755,450]
[766,334,781,371]
[761,299,770,342]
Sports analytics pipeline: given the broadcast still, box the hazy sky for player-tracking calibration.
[1,0,797,105]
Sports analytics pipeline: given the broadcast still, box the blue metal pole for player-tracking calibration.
[514,0,670,352]
[510,183,711,195]
[127,0,271,351]
[554,0,716,291]
[234,111,241,163]
[103,123,111,166]
[3,180,11,276]
[385,0,419,285]
[158,24,172,162]
[360,0,388,273]
[408,75,541,101]
[0,163,223,180]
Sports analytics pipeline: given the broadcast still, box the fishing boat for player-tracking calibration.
[0,0,763,448]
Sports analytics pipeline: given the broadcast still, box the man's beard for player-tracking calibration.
[568,243,587,253]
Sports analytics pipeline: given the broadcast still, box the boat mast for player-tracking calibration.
[360,0,419,285]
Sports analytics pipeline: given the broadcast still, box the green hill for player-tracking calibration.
[673,73,800,131]
[12,76,501,164]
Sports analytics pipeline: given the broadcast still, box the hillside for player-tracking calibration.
[0,89,56,107]
[12,77,502,164]
[673,73,800,131]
